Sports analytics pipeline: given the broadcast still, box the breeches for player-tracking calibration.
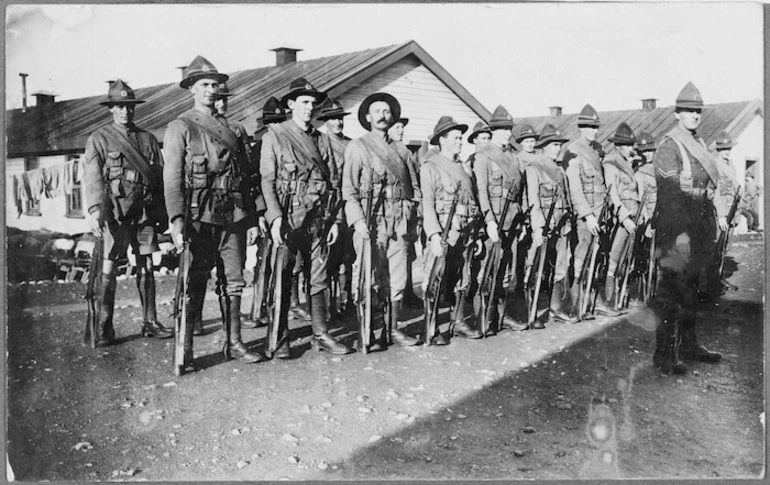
[188,220,246,297]
[352,231,408,302]
[104,220,159,261]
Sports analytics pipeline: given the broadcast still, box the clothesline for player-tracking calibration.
[12,158,83,218]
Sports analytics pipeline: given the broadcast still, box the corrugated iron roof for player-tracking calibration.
[7,40,492,158]
[514,99,763,151]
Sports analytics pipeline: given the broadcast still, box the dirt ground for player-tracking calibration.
[6,233,765,481]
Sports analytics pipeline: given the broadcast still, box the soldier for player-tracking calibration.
[563,104,621,318]
[712,131,740,237]
[472,105,526,333]
[738,171,760,232]
[317,98,354,314]
[464,121,492,170]
[83,79,172,347]
[602,122,641,309]
[164,56,264,370]
[421,116,484,345]
[651,81,723,374]
[342,92,421,350]
[513,123,540,169]
[260,77,353,357]
[631,132,658,306]
[524,124,577,325]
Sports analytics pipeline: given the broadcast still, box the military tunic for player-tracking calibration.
[634,163,657,222]
[325,131,354,303]
[342,132,417,302]
[603,148,641,276]
[714,158,739,235]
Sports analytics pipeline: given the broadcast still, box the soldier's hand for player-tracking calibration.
[257,216,268,236]
[171,219,185,251]
[585,214,600,236]
[718,217,728,233]
[622,218,636,233]
[246,226,259,245]
[473,239,483,257]
[429,234,444,258]
[645,225,654,239]
[88,210,103,237]
[271,217,284,245]
[532,229,543,247]
[353,220,370,240]
[327,223,339,246]
[486,220,500,243]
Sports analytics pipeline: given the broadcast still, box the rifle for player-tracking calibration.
[578,191,612,318]
[527,185,562,325]
[356,179,386,353]
[714,187,742,278]
[173,195,194,376]
[424,181,462,345]
[84,235,103,348]
[265,171,297,358]
[249,233,272,324]
[615,191,650,309]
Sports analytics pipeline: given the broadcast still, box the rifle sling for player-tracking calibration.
[101,124,161,193]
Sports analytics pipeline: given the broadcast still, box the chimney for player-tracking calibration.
[270,47,302,67]
[642,98,657,111]
[549,106,562,117]
[177,66,187,81]
[31,90,57,107]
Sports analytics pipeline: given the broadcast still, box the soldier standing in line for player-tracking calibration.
[164,56,265,370]
[387,116,423,308]
[317,98,354,315]
[472,105,527,333]
[602,122,641,309]
[650,81,723,374]
[523,124,578,325]
[464,121,492,170]
[342,92,421,350]
[421,116,484,345]
[709,131,741,295]
[260,77,353,357]
[513,124,540,169]
[630,132,658,307]
[738,171,760,232]
[563,104,621,318]
[84,79,173,347]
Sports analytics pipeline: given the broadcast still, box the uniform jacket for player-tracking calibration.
[472,142,523,231]
[85,122,164,225]
[525,155,570,235]
[517,150,541,171]
[260,119,340,230]
[420,152,479,247]
[564,137,606,220]
[163,108,254,227]
[740,178,760,212]
[714,158,739,219]
[342,132,417,239]
[602,148,640,223]
[327,132,352,175]
[634,163,657,222]
[218,114,265,215]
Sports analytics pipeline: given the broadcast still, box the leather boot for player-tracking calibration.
[680,313,722,363]
[653,303,687,374]
[594,279,622,317]
[96,273,117,347]
[549,278,579,324]
[188,272,207,336]
[137,267,172,339]
[223,296,265,364]
[390,300,419,346]
[500,300,529,331]
[289,275,311,321]
[451,291,482,339]
[310,292,353,354]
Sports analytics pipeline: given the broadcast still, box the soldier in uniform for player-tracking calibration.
[651,81,723,374]
[602,122,641,309]
[630,132,658,306]
[317,98,354,314]
[464,121,492,170]
[421,116,484,345]
[260,77,353,357]
[709,131,741,295]
[524,124,577,325]
[472,105,526,333]
[563,104,621,318]
[513,123,540,169]
[342,92,421,350]
[738,171,760,232]
[164,56,264,369]
[84,79,173,347]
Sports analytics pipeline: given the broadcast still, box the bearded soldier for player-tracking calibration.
[342,92,421,350]
[472,105,526,333]
[651,81,722,374]
[84,79,173,346]
[421,116,484,345]
[563,104,621,318]
[164,56,265,370]
[260,77,352,357]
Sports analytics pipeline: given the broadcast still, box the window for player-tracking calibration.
[66,157,84,218]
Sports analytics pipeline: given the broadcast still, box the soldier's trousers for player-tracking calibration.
[187,220,247,299]
[422,239,473,301]
[571,219,593,281]
[525,233,570,283]
[478,236,518,301]
[607,226,632,277]
[352,231,408,303]
[284,231,328,298]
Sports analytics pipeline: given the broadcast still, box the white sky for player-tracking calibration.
[5,3,764,117]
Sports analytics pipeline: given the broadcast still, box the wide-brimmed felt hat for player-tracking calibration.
[358,92,401,131]
[636,132,655,152]
[316,97,351,121]
[429,116,468,146]
[608,122,636,145]
[536,123,569,148]
[258,96,288,124]
[514,123,539,142]
[675,81,704,111]
[180,55,229,89]
[714,130,736,150]
[392,117,409,127]
[577,104,600,127]
[99,79,145,106]
[280,77,327,108]
[217,82,234,98]
[488,105,514,130]
[468,121,492,144]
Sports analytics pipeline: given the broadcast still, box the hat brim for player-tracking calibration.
[281,89,327,108]
[488,121,514,130]
[317,109,351,121]
[536,135,569,148]
[430,123,468,146]
[180,72,229,89]
[577,121,600,128]
[99,99,145,106]
[515,134,539,142]
[715,142,737,150]
[637,144,656,152]
[358,93,401,131]
[608,137,635,145]
[468,127,491,144]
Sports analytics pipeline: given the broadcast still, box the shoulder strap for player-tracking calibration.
[101,125,160,192]
[179,110,240,155]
